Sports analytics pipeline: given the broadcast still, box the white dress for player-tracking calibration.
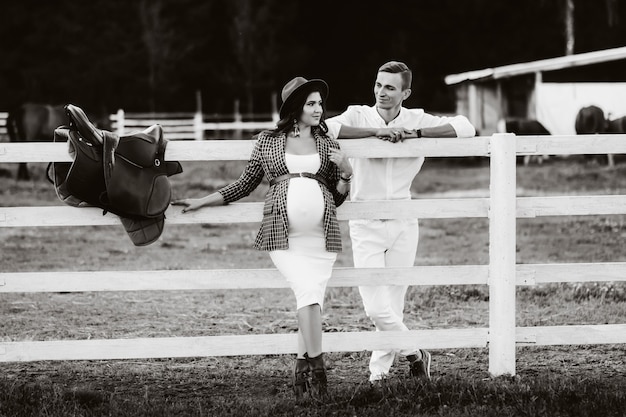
[269,153,337,310]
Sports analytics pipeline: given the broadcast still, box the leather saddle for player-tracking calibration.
[48,104,183,246]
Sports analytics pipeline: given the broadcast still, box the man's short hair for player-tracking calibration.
[378,61,412,91]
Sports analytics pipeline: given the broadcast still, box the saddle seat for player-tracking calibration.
[48,104,183,246]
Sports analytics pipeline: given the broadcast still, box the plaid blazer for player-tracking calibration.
[218,129,348,252]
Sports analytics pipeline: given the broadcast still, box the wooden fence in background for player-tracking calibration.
[0,108,278,142]
[110,109,279,140]
[1,134,626,376]
[0,112,8,138]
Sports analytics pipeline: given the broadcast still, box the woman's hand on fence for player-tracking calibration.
[171,198,203,213]
[172,192,226,213]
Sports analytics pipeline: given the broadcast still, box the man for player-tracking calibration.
[325,61,476,383]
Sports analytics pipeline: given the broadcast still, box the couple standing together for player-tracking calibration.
[173,61,476,399]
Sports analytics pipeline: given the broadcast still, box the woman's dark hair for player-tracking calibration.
[274,88,328,135]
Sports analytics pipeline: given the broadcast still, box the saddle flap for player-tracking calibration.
[103,124,180,218]
[120,215,165,246]
[115,124,163,168]
[65,127,107,205]
[48,126,106,208]
[165,161,184,176]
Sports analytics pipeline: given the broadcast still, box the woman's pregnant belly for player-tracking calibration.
[286,178,325,235]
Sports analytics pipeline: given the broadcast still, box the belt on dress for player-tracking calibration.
[269,172,330,189]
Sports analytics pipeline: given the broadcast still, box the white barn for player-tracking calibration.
[444,46,626,136]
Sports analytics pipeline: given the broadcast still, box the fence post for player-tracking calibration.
[488,132,517,376]
[194,90,203,141]
[193,113,203,141]
[116,109,125,135]
[233,99,242,139]
[271,92,279,123]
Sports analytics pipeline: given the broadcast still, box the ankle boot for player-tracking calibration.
[293,357,310,398]
[305,353,328,399]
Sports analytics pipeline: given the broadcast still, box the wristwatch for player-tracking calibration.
[415,129,422,138]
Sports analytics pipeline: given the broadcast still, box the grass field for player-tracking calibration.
[1,156,625,416]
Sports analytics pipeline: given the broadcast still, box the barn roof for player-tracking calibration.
[444,46,626,85]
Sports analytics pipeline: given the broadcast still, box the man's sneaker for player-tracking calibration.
[408,349,431,380]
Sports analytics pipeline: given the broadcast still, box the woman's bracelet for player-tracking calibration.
[340,173,353,182]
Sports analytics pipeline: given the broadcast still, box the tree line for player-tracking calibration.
[1,0,624,115]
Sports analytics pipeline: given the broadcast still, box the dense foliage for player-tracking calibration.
[1,0,625,114]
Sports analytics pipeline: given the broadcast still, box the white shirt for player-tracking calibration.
[326,105,474,202]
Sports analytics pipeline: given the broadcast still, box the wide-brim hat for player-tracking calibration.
[279,77,329,119]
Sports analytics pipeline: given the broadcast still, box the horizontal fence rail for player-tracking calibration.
[4,134,626,162]
[3,195,626,227]
[0,137,492,162]
[0,266,491,292]
[3,325,626,362]
[109,109,279,140]
[2,263,626,293]
[1,134,625,376]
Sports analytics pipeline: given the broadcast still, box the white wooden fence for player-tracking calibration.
[0,109,277,141]
[2,134,626,377]
[110,109,279,140]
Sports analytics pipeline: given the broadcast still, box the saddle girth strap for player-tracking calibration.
[269,172,330,189]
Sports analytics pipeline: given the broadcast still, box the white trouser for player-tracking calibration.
[349,219,419,381]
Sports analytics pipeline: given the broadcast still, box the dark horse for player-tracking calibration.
[6,103,111,180]
[575,105,626,134]
[575,105,626,166]
[574,105,606,135]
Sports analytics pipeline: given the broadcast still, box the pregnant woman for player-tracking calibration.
[173,77,353,400]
